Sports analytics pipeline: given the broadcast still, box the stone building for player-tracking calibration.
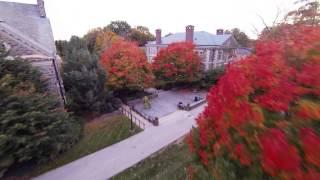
[0,0,65,104]
[145,25,241,71]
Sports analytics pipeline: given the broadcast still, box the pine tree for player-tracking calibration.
[0,57,81,177]
[62,36,113,114]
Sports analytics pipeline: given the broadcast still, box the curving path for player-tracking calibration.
[34,104,206,180]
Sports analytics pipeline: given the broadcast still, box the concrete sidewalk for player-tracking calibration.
[34,104,205,180]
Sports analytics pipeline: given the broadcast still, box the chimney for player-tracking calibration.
[186,25,194,43]
[156,29,162,45]
[37,0,46,18]
[216,29,224,35]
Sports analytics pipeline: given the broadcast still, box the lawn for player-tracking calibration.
[31,113,141,177]
[111,140,211,180]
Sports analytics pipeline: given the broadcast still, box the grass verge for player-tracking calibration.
[31,113,141,177]
[111,141,190,180]
[111,140,210,180]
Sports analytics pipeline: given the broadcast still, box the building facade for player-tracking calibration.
[145,25,241,71]
[0,0,65,104]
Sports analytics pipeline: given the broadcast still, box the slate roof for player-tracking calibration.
[0,1,56,55]
[147,31,232,46]
[236,48,252,56]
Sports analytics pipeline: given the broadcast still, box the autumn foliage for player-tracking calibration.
[152,42,201,84]
[94,30,121,54]
[100,39,153,90]
[188,25,320,179]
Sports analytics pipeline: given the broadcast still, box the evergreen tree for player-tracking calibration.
[62,36,113,114]
[0,58,81,178]
[55,40,68,58]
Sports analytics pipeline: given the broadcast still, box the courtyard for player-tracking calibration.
[128,89,207,119]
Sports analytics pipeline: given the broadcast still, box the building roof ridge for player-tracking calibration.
[0,22,52,56]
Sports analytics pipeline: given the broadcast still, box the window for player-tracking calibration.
[210,50,215,62]
[218,50,223,60]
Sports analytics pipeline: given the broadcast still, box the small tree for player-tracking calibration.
[100,39,153,91]
[152,42,201,85]
[62,36,111,114]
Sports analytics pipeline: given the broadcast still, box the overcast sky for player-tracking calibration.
[4,0,296,40]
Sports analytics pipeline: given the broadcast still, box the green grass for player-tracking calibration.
[112,140,211,180]
[112,140,212,180]
[31,114,141,177]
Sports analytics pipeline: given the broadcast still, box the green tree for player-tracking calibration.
[201,67,225,89]
[105,21,131,38]
[55,40,68,58]
[129,26,155,46]
[230,28,250,47]
[0,58,81,178]
[62,36,112,114]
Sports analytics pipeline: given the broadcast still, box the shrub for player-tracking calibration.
[152,42,202,85]
[188,25,320,179]
[199,67,225,89]
[0,59,81,177]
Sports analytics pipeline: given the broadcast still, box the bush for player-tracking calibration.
[199,67,225,89]
[188,25,320,179]
[0,59,81,177]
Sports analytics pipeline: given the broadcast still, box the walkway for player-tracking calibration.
[34,104,206,180]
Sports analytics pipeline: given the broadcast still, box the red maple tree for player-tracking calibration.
[152,42,201,84]
[100,39,153,90]
[188,25,320,179]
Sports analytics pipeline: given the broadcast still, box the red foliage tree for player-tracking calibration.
[188,25,320,179]
[100,39,153,90]
[152,42,201,84]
